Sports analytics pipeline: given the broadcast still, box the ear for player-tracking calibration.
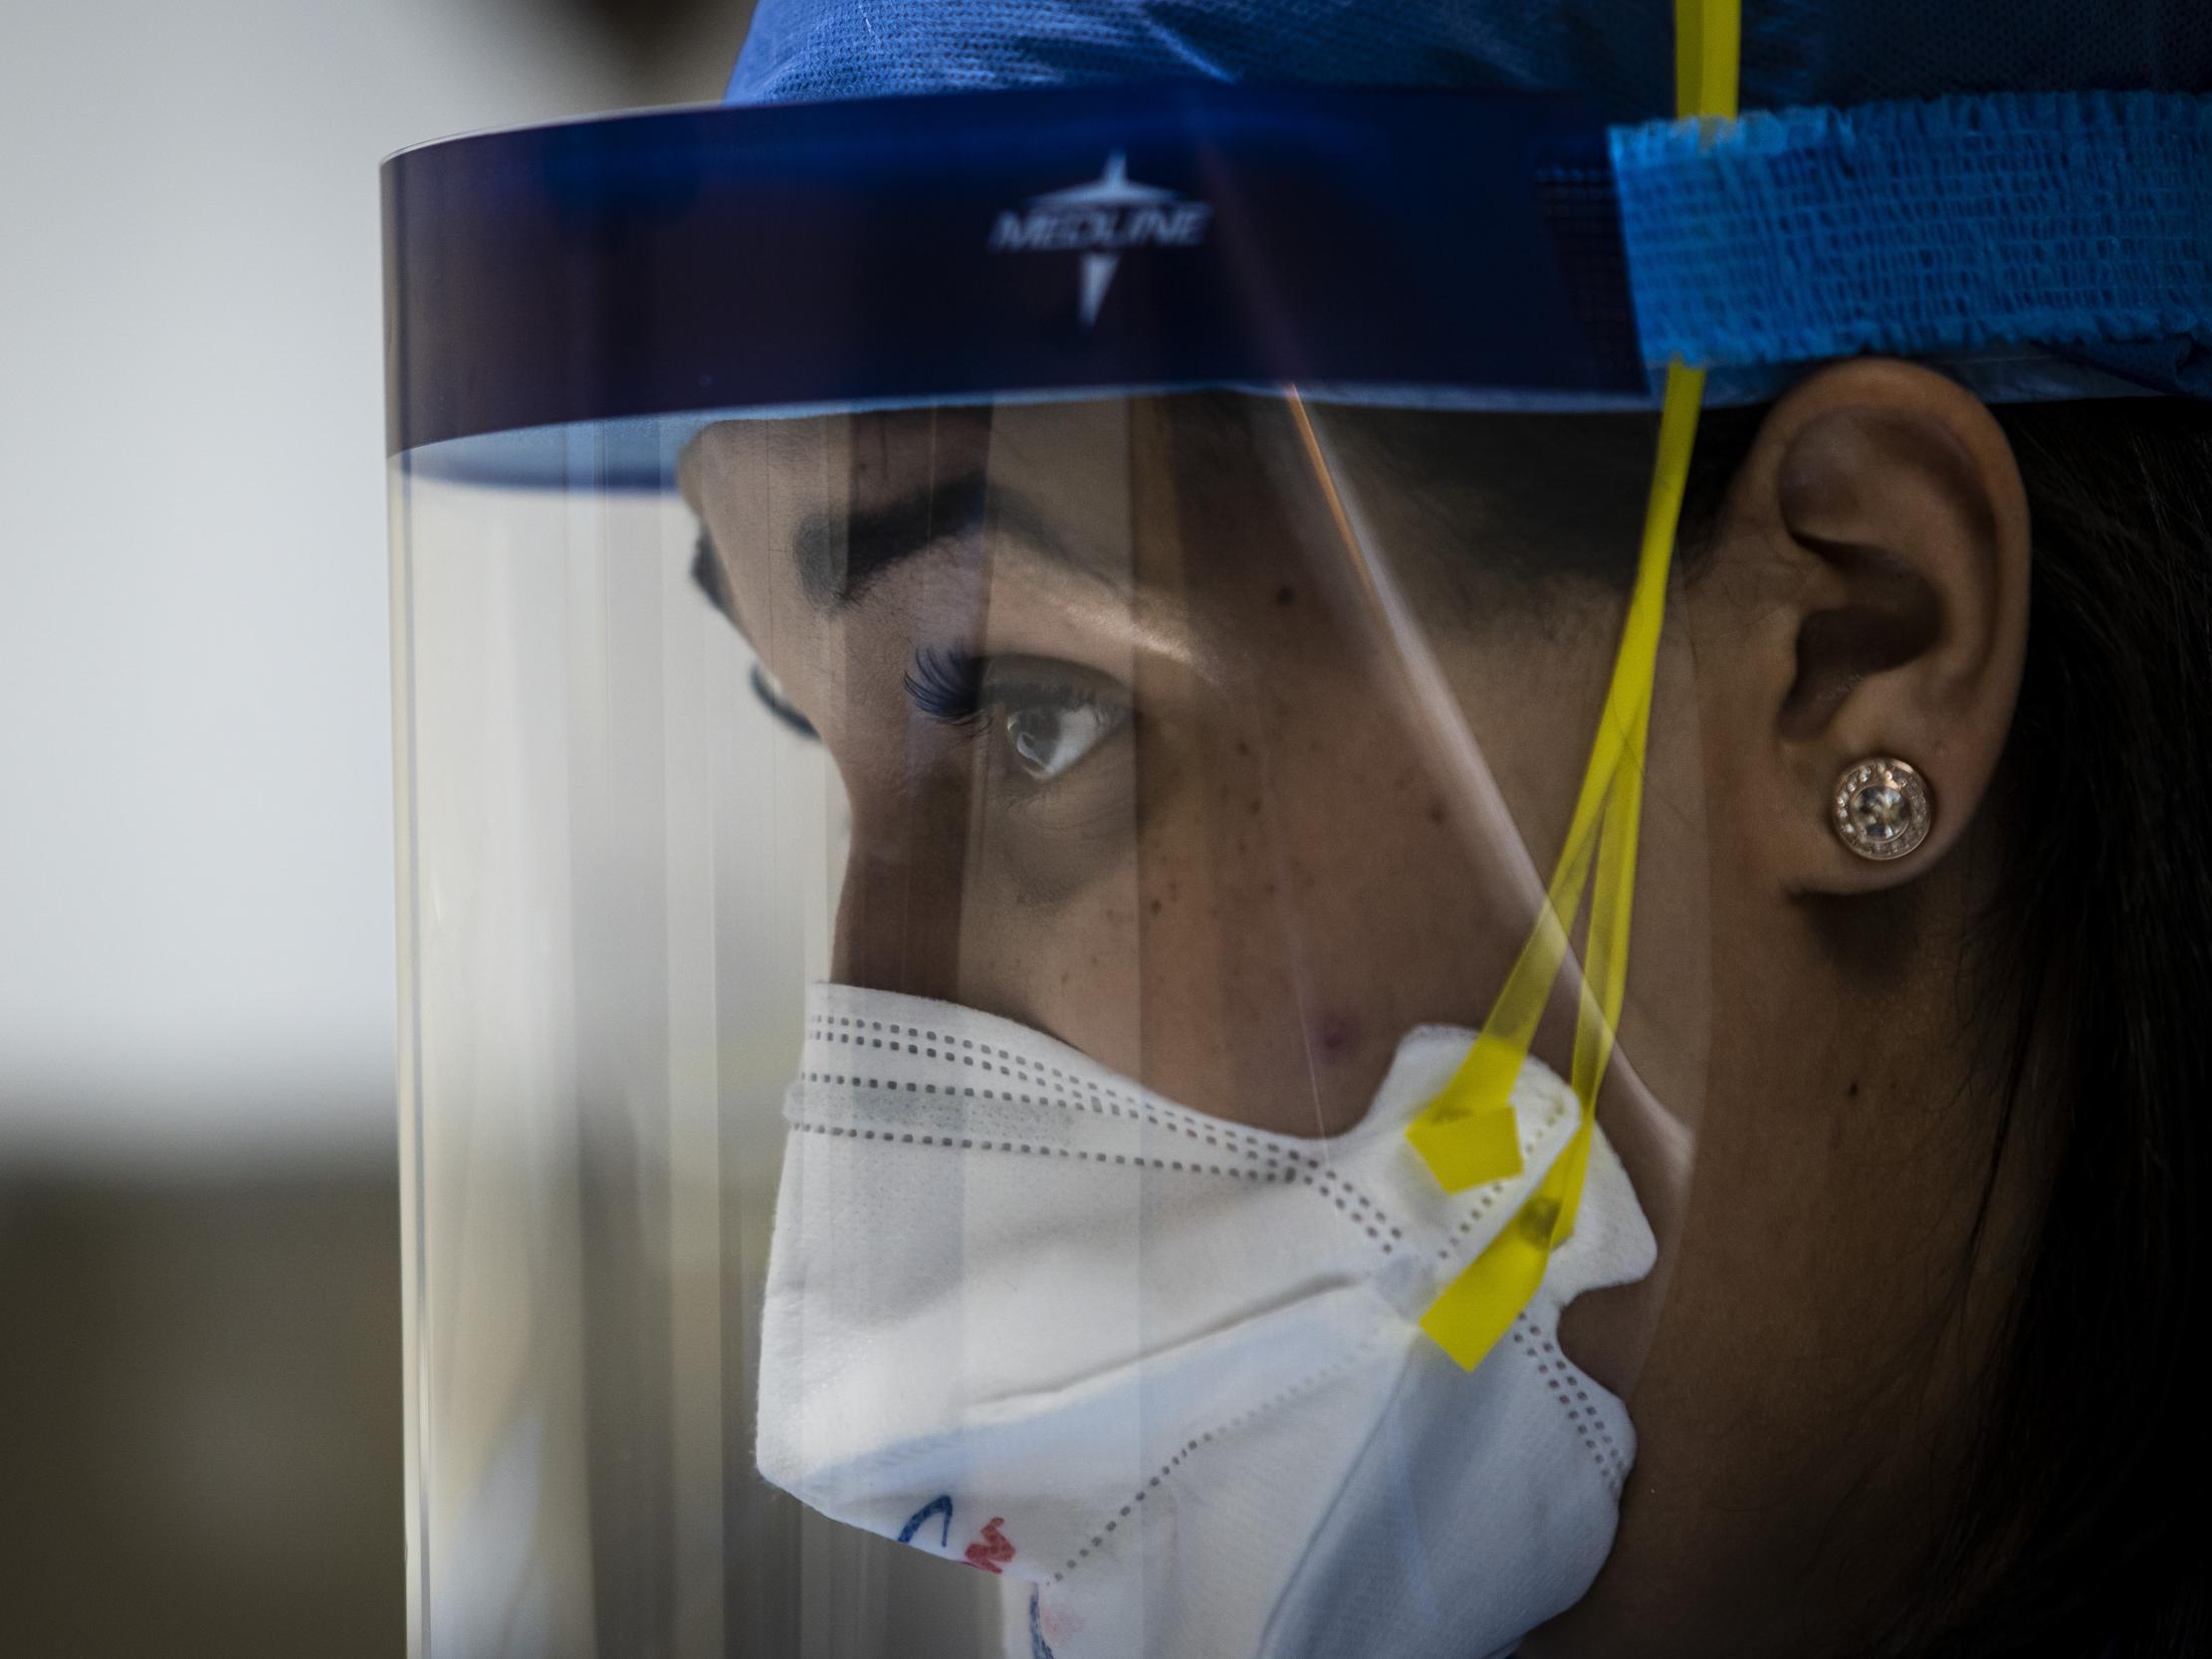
[1697,360,2031,896]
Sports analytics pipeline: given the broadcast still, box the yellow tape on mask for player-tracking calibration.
[1410,0,1738,1371]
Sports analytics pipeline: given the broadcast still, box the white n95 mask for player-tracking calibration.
[757,982,1658,1659]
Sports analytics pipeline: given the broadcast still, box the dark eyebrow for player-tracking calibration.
[792,473,1094,609]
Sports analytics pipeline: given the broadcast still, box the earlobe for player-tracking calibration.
[1709,361,2031,896]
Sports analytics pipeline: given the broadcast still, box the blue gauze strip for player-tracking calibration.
[1611,91,2212,376]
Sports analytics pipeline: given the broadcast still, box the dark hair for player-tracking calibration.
[1370,392,2212,1652]
[1344,391,2212,1654]
[1676,396,2212,1659]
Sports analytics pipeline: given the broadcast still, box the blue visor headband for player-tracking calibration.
[382,84,2212,458]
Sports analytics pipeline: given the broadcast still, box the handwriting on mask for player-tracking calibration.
[896,1495,1019,1574]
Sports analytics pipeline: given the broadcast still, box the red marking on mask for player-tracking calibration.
[964,1517,1016,1573]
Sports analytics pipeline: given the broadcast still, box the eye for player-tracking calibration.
[1001,697,1122,782]
[905,647,1133,787]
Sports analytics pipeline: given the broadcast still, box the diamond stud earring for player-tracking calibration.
[1831,757,1933,862]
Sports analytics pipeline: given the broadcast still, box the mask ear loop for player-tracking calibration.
[1408,0,1740,1371]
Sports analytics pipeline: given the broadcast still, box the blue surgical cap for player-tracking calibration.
[727,0,2212,402]
[730,0,2209,122]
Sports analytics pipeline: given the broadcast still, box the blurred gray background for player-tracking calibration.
[0,1,747,1651]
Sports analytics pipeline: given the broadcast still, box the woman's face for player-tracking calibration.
[684,394,1697,1141]
[684,369,2034,1657]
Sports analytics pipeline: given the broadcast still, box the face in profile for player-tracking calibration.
[682,391,1691,1142]
[689,364,2057,1658]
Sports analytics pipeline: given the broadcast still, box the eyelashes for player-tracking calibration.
[903,645,990,726]
[752,644,994,737]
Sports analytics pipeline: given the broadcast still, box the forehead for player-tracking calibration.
[683,394,1285,511]
[682,396,1652,540]
[679,395,1656,634]
[682,395,1317,613]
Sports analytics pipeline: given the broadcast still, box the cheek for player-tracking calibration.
[1002,669,1568,1138]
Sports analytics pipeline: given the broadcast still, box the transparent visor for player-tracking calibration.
[392,387,1712,1658]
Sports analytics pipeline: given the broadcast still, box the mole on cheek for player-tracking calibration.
[1312,1011,1363,1062]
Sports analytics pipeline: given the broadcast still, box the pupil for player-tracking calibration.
[1008,707,1059,774]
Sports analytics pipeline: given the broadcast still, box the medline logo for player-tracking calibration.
[989,152,1213,327]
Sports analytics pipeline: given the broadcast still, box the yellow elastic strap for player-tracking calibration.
[1402,703,1614,1189]
[1675,0,1742,128]
[1415,362,1702,1367]
[1402,355,1698,1202]
[1412,0,1738,1371]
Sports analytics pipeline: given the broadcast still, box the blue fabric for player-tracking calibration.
[725,0,2212,400]
[1612,92,2212,394]
[728,0,2210,123]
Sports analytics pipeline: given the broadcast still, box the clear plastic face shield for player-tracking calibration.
[387,85,1720,1659]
